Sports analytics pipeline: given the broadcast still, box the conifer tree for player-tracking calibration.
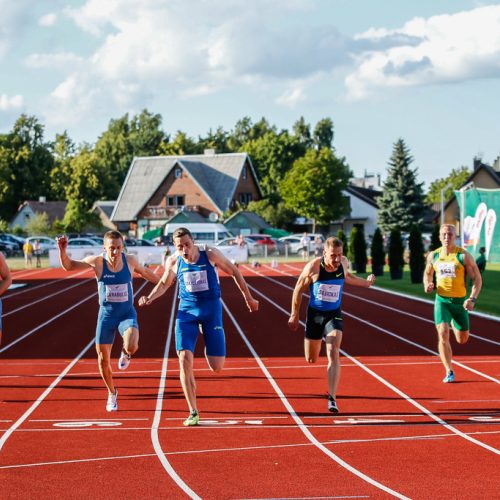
[378,138,425,232]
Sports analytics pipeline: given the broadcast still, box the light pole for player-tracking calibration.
[440,183,453,226]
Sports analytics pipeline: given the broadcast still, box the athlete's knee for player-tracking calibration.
[456,331,469,344]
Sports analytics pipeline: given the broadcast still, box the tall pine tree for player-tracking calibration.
[377,138,425,232]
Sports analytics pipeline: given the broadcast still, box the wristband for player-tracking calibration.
[469,297,476,303]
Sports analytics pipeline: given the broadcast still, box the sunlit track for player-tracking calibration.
[150,282,201,500]
[221,299,410,499]
[3,269,91,300]
[242,265,500,455]
[10,268,53,280]
[0,271,160,453]
[248,265,500,377]
[3,278,93,317]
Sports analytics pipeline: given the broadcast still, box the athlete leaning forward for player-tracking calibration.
[139,227,259,426]
[288,236,375,413]
[57,231,160,411]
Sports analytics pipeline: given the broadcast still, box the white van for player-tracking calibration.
[163,223,233,245]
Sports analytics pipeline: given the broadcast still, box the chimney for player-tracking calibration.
[493,156,500,172]
[473,156,483,170]
[39,196,46,203]
[204,148,216,156]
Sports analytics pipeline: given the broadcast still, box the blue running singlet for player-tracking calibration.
[95,253,137,344]
[309,258,345,311]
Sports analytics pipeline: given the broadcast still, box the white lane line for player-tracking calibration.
[245,272,500,456]
[221,300,409,500]
[0,292,97,353]
[0,339,95,452]
[3,277,92,317]
[0,274,158,451]
[1,427,498,471]
[4,269,90,300]
[247,266,500,384]
[150,283,201,500]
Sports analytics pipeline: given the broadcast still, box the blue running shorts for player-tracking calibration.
[175,299,226,356]
[95,307,138,345]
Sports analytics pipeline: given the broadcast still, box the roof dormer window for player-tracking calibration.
[242,165,247,180]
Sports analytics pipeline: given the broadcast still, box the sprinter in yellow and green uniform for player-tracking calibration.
[423,224,482,383]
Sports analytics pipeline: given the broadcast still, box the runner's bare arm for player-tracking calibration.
[138,254,177,306]
[206,247,259,312]
[342,257,375,287]
[127,255,160,284]
[463,251,482,310]
[56,235,99,272]
[288,260,316,331]
[0,254,12,296]
[423,251,435,293]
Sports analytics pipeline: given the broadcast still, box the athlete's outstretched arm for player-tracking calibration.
[138,254,177,306]
[342,257,375,287]
[207,247,259,312]
[56,235,98,272]
[127,255,161,284]
[288,261,316,331]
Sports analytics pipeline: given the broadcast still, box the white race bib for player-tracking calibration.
[105,284,129,302]
[316,283,341,302]
[437,262,456,279]
[183,270,209,292]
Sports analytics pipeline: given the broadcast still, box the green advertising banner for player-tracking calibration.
[455,188,499,263]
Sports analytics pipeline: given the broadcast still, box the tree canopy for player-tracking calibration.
[425,166,471,204]
[377,138,425,232]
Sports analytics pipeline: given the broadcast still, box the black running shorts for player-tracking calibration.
[305,306,343,340]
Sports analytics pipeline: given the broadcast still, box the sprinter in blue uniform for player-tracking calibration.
[288,236,375,413]
[0,252,12,346]
[140,227,259,426]
[57,231,159,412]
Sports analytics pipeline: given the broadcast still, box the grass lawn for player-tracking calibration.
[357,264,500,318]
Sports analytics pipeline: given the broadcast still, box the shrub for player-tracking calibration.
[408,225,425,283]
[429,223,441,251]
[349,226,367,273]
[388,229,404,279]
[371,228,385,276]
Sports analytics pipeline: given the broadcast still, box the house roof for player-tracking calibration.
[111,153,260,222]
[225,210,271,229]
[19,200,67,223]
[345,185,381,208]
[92,200,116,219]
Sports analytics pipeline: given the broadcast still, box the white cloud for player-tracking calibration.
[0,0,37,58]
[46,0,346,118]
[345,5,500,100]
[39,13,57,27]
[0,94,23,111]
[276,86,307,108]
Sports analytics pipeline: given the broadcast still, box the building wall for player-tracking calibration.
[10,206,35,229]
[231,160,261,208]
[138,167,219,220]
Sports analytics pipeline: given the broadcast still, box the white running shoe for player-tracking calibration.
[106,390,118,412]
[118,351,131,370]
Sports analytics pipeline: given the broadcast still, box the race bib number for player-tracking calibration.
[437,262,456,279]
[105,284,129,302]
[183,270,209,292]
[316,283,341,303]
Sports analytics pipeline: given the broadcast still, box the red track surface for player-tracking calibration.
[1,263,499,499]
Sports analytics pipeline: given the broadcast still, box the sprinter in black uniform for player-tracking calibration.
[288,236,375,413]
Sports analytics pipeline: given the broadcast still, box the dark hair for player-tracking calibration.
[479,247,485,252]
[104,230,124,242]
[172,227,193,240]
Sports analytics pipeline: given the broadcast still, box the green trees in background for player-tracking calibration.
[378,138,425,233]
[425,166,470,204]
[429,223,441,251]
[370,227,385,276]
[408,225,426,283]
[281,148,351,232]
[388,228,405,279]
[337,229,347,250]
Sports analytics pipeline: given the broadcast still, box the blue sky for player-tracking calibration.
[1,0,500,190]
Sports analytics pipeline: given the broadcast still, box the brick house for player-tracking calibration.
[111,152,262,237]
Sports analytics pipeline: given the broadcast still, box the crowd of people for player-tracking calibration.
[0,224,485,425]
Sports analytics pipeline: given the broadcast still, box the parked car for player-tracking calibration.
[0,241,14,257]
[67,237,100,247]
[125,238,154,247]
[0,233,24,252]
[26,236,57,254]
[278,235,303,254]
[241,234,280,256]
